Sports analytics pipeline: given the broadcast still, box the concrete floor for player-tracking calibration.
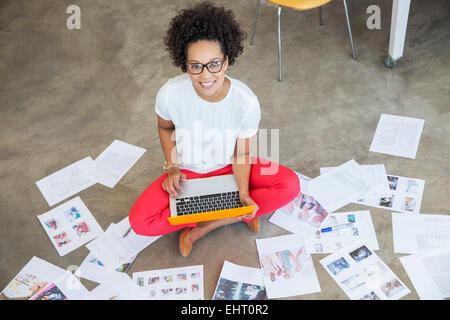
[1,0,449,300]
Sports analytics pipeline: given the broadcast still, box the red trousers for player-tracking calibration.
[129,158,300,236]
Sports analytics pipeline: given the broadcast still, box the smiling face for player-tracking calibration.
[186,40,230,102]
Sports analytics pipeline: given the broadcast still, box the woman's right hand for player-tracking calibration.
[162,167,187,198]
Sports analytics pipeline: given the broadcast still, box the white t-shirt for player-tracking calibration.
[155,73,261,174]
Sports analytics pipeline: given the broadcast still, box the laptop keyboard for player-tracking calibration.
[175,191,243,216]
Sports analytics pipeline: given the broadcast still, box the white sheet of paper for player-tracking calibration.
[304,210,380,254]
[306,159,379,213]
[269,171,330,232]
[0,256,66,300]
[392,212,450,254]
[78,224,138,283]
[37,196,104,256]
[212,260,266,300]
[369,113,424,159]
[88,272,148,300]
[355,174,425,214]
[35,156,97,207]
[320,239,410,300]
[320,164,391,198]
[399,248,450,300]
[78,252,119,284]
[29,271,90,300]
[90,139,146,188]
[86,216,161,271]
[132,265,204,300]
[255,234,321,299]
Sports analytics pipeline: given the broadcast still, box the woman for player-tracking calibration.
[129,2,300,257]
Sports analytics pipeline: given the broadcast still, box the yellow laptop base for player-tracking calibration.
[168,206,255,226]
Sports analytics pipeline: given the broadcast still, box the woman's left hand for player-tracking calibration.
[239,193,259,221]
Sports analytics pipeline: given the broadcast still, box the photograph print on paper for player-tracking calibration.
[326,257,350,276]
[349,245,373,262]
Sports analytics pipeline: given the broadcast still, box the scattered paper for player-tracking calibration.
[356,174,425,214]
[37,196,104,256]
[90,139,146,188]
[29,271,90,300]
[212,260,266,300]
[320,167,425,214]
[304,210,380,254]
[35,156,97,207]
[88,272,148,300]
[132,265,204,300]
[392,212,450,254]
[269,171,329,232]
[0,257,66,300]
[255,234,321,299]
[271,183,380,256]
[320,164,391,198]
[12,127,446,302]
[369,113,425,159]
[86,216,161,271]
[78,223,137,283]
[400,248,450,300]
[306,159,379,213]
[320,239,410,300]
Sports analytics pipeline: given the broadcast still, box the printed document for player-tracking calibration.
[303,210,379,254]
[270,180,380,255]
[369,113,424,159]
[0,256,66,300]
[132,265,204,300]
[78,223,137,283]
[90,139,146,188]
[392,212,450,253]
[255,234,321,299]
[355,174,424,214]
[400,248,450,300]
[306,159,378,213]
[212,260,266,300]
[86,216,161,271]
[35,156,97,206]
[320,239,410,300]
[37,196,104,256]
[29,271,90,300]
[269,171,330,233]
[320,164,391,198]
[88,272,148,300]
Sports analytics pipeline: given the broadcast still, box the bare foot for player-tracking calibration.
[186,224,210,243]
[186,216,242,243]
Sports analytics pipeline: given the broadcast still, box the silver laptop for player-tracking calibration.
[169,174,245,219]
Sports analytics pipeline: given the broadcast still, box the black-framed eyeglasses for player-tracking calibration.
[186,59,225,75]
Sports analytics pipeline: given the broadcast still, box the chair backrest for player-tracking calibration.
[267,0,332,11]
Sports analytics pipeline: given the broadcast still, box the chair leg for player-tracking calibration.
[343,0,357,60]
[319,6,324,26]
[277,6,282,82]
[250,0,261,46]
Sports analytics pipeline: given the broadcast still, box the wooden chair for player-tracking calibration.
[250,0,357,81]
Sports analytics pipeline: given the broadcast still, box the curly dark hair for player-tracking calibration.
[164,1,247,72]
